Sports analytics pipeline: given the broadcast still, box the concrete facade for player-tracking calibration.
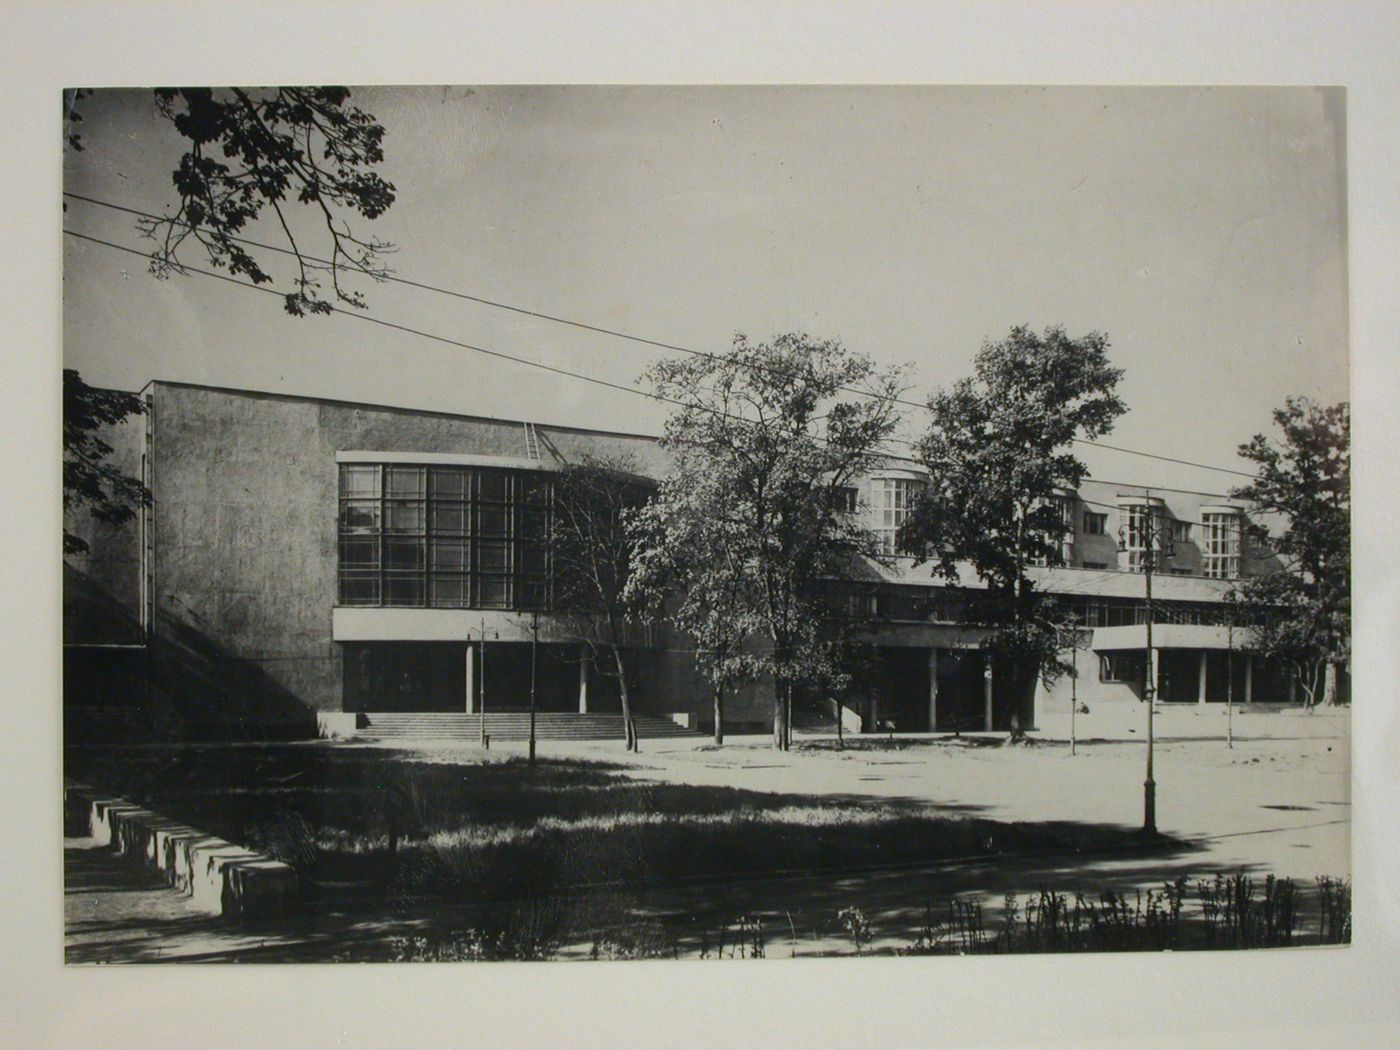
[63,381,1308,739]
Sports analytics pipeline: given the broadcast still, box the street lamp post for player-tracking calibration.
[529,610,539,766]
[1066,616,1082,757]
[1224,588,1237,750]
[477,617,499,750]
[1120,501,1174,836]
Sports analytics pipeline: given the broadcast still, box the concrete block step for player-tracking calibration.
[64,779,297,918]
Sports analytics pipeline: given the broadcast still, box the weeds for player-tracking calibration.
[885,872,1334,957]
[1198,874,1298,948]
[839,906,872,955]
[590,919,679,960]
[949,897,987,954]
[897,900,946,955]
[699,914,767,959]
[1317,877,1352,944]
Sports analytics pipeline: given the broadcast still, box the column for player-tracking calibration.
[465,642,476,713]
[577,644,590,713]
[1244,655,1253,704]
[1198,651,1208,704]
[927,649,939,733]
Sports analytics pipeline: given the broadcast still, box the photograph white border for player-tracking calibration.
[4,3,1397,1047]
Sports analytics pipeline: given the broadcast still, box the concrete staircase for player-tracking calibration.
[358,711,702,742]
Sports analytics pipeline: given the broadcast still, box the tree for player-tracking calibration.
[905,325,1126,733]
[550,454,654,751]
[640,333,904,751]
[627,453,766,746]
[62,86,397,552]
[1232,398,1349,707]
[65,86,396,317]
[63,369,149,556]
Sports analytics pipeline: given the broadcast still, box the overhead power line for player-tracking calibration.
[65,227,913,465]
[64,190,1258,480]
[71,226,1276,577]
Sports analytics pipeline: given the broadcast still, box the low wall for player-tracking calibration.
[316,711,364,739]
[64,780,297,919]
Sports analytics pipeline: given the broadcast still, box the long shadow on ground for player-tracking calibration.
[66,742,1343,961]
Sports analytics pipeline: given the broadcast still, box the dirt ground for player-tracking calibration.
[401,712,1350,884]
[385,712,1351,955]
[66,712,1349,960]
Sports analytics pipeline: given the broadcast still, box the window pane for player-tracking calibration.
[519,507,548,540]
[479,575,511,608]
[429,468,468,499]
[520,578,550,610]
[431,538,467,571]
[479,506,511,537]
[479,472,509,502]
[384,574,425,606]
[339,572,380,605]
[386,502,425,533]
[519,475,550,503]
[339,537,380,568]
[340,500,381,533]
[480,541,511,573]
[520,544,548,574]
[430,576,468,607]
[385,466,425,498]
[431,503,468,535]
[340,465,381,498]
[385,538,425,570]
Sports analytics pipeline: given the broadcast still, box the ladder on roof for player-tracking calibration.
[523,420,541,461]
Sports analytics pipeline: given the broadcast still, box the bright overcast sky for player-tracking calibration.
[63,85,1348,494]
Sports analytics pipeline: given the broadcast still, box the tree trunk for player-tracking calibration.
[713,681,725,745]
[1006,659,1037,741]
[1322,659,1339,706]
[772,679,789,751]
[613,647,637,751]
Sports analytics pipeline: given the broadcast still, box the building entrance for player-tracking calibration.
[342,641,582,712]
[935,649,988,732]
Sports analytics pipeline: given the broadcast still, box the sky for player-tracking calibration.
[62,85,1349,495]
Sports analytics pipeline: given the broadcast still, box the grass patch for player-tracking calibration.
[66,741,1145,909]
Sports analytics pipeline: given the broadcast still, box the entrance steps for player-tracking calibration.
[358,711,702,742]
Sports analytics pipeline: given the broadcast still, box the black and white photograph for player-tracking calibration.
[6,3,1399,1046]
[60,82,1353,964]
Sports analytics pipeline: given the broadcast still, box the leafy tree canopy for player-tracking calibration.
[639,332,905,749]
[66,86,396,317]
[550,453,654,750]
[63,370,148,556]
[1232,397,1349,705]
[906,325,1126,701]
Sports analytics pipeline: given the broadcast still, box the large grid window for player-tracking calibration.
[338,464,552,610]
[1202,512,1242,579]
[875,477,924,555]
[1120,504,1164,573]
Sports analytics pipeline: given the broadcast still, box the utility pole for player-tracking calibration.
[1069,616,1080,757]
[529,610,539,766]
[1225,588,1236,750]
[1120,497,1174,836]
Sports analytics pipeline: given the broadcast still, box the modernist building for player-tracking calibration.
[64,382,1308,742]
